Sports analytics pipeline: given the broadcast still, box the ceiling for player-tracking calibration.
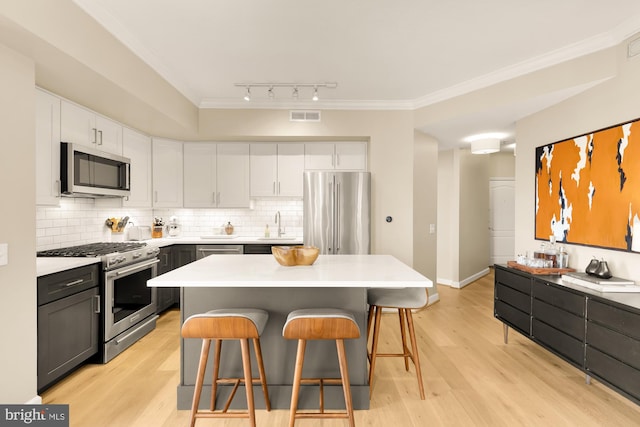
[73,0,640,150]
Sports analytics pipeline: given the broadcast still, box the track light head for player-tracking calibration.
[292,87,299,99]
[243,87,251,101]
[268,87,274,99]
[312,87,319,101]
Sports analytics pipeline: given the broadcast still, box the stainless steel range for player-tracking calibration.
[38,242,160,362]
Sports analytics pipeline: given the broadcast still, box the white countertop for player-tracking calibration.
[143,236,303,248]
[36,237,303,276]
[36,257,100,277]
[147,254,434,288]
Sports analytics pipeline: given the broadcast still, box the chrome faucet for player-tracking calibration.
[275,211,284,237]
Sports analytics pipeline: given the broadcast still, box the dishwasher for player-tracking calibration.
[195,244,244,259]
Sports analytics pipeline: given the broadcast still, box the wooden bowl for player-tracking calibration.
[272,246,297,266]
[294,246,320,266]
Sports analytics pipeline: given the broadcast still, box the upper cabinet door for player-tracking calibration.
[152,138,184,208]
[183,142,217,208]
[122,128,152,208]
[217,143,250,208]
[35,89,61,206]
[60,100,122,155]
[61,101,96,148]
[304,142,367,171]
[335,142,367,170]
[250,143,278,197]
[95,115,123,155]
[304,143,335,170]
[277,143,304,197]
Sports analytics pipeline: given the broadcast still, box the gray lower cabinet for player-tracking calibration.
[495,264,640,406]
[173,244,196,268]
[156,246,177,313]
[37,264,100,391]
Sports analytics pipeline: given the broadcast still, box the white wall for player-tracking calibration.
[516,32,640,280]
[0,43,38,403]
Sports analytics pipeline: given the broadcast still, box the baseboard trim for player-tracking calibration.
[437,268,491,289]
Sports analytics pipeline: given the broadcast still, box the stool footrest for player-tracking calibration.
[195,411,250,419]
[294,412,350,419]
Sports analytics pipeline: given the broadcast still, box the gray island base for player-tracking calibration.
[178,286,369,410]
[147,254,434,411]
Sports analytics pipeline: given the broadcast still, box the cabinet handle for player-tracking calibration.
[92,128,97,144]
[98,130,103,145]
[94,295,101,314]
[64,279,84,287]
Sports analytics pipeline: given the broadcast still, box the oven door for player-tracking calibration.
[104,258,159,341]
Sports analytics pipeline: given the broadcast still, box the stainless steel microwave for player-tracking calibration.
[60,142,131,198]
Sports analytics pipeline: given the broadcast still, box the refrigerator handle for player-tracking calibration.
[336,180,340,253]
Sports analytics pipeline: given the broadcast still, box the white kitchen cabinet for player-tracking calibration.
[122,128,152,208]
[152,138,183,208]
[250,143,304,197]
[35,89,61,206]
[217,143,250,207]
[304,142,367,171]
[61,100,122,155]
[183,142,250,208]
[183,143,217,208]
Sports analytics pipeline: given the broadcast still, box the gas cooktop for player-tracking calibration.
[37,242,147,257]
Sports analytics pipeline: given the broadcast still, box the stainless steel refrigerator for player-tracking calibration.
[303,171,371,254]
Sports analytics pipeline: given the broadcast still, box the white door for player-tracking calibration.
[489,179,515,264]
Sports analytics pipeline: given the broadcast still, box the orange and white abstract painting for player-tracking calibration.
[535,118,640,252]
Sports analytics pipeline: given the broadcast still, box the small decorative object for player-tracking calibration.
[167,216,180,237]
[152,217,164,238]
[585,257,600,275]
[272,246,297,266]
[594,259,613,279]
[294,246,320,265]
[272,245,320,266]
[224,221,234,235]
[264,224,270,238]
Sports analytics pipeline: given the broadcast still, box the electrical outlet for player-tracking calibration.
[0,243,7,266]
[429,224,436,234]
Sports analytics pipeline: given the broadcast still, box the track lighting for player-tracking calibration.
[234,82,337,101]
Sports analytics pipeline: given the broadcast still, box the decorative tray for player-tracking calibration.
[506,261,576,275]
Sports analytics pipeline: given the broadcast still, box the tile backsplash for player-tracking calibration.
[36,198,303,251]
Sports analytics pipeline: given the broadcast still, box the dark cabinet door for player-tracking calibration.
[157,246,177,313]
[157,246,172,275]
[243,244,274,254]
[172,245,196,268]
[38,287,99,391]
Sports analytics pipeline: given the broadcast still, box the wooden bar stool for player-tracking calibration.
[181,308,271,427]
[282,308,361,427]
[367,287,427,399]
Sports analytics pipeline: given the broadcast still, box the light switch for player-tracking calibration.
[0,243,7,266]
[429,224,436,234]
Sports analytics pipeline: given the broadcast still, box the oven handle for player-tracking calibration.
[114,315,158,345]
[107,258,160,278]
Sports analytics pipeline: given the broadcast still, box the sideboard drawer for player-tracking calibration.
[533,280,585,316]
[532,319,584,367]
[496,283,530,313]
[588,299,640,341]
[533,299,584,340]
[495,267,531,295]
[495,300,530,335]
[586,346,640,402]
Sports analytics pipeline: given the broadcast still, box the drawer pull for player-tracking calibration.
[64,279,84,287]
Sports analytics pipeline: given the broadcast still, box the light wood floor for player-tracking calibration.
[42,270,640,426]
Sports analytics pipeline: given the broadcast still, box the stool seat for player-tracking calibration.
[367,288,427,400]
[367,287,428,309]
[283,308,360,340]
[283,308,360,427]
[183,308,269,338]
[181,308,271,427]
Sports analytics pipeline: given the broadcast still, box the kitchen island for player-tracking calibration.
[147,254,433,410]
